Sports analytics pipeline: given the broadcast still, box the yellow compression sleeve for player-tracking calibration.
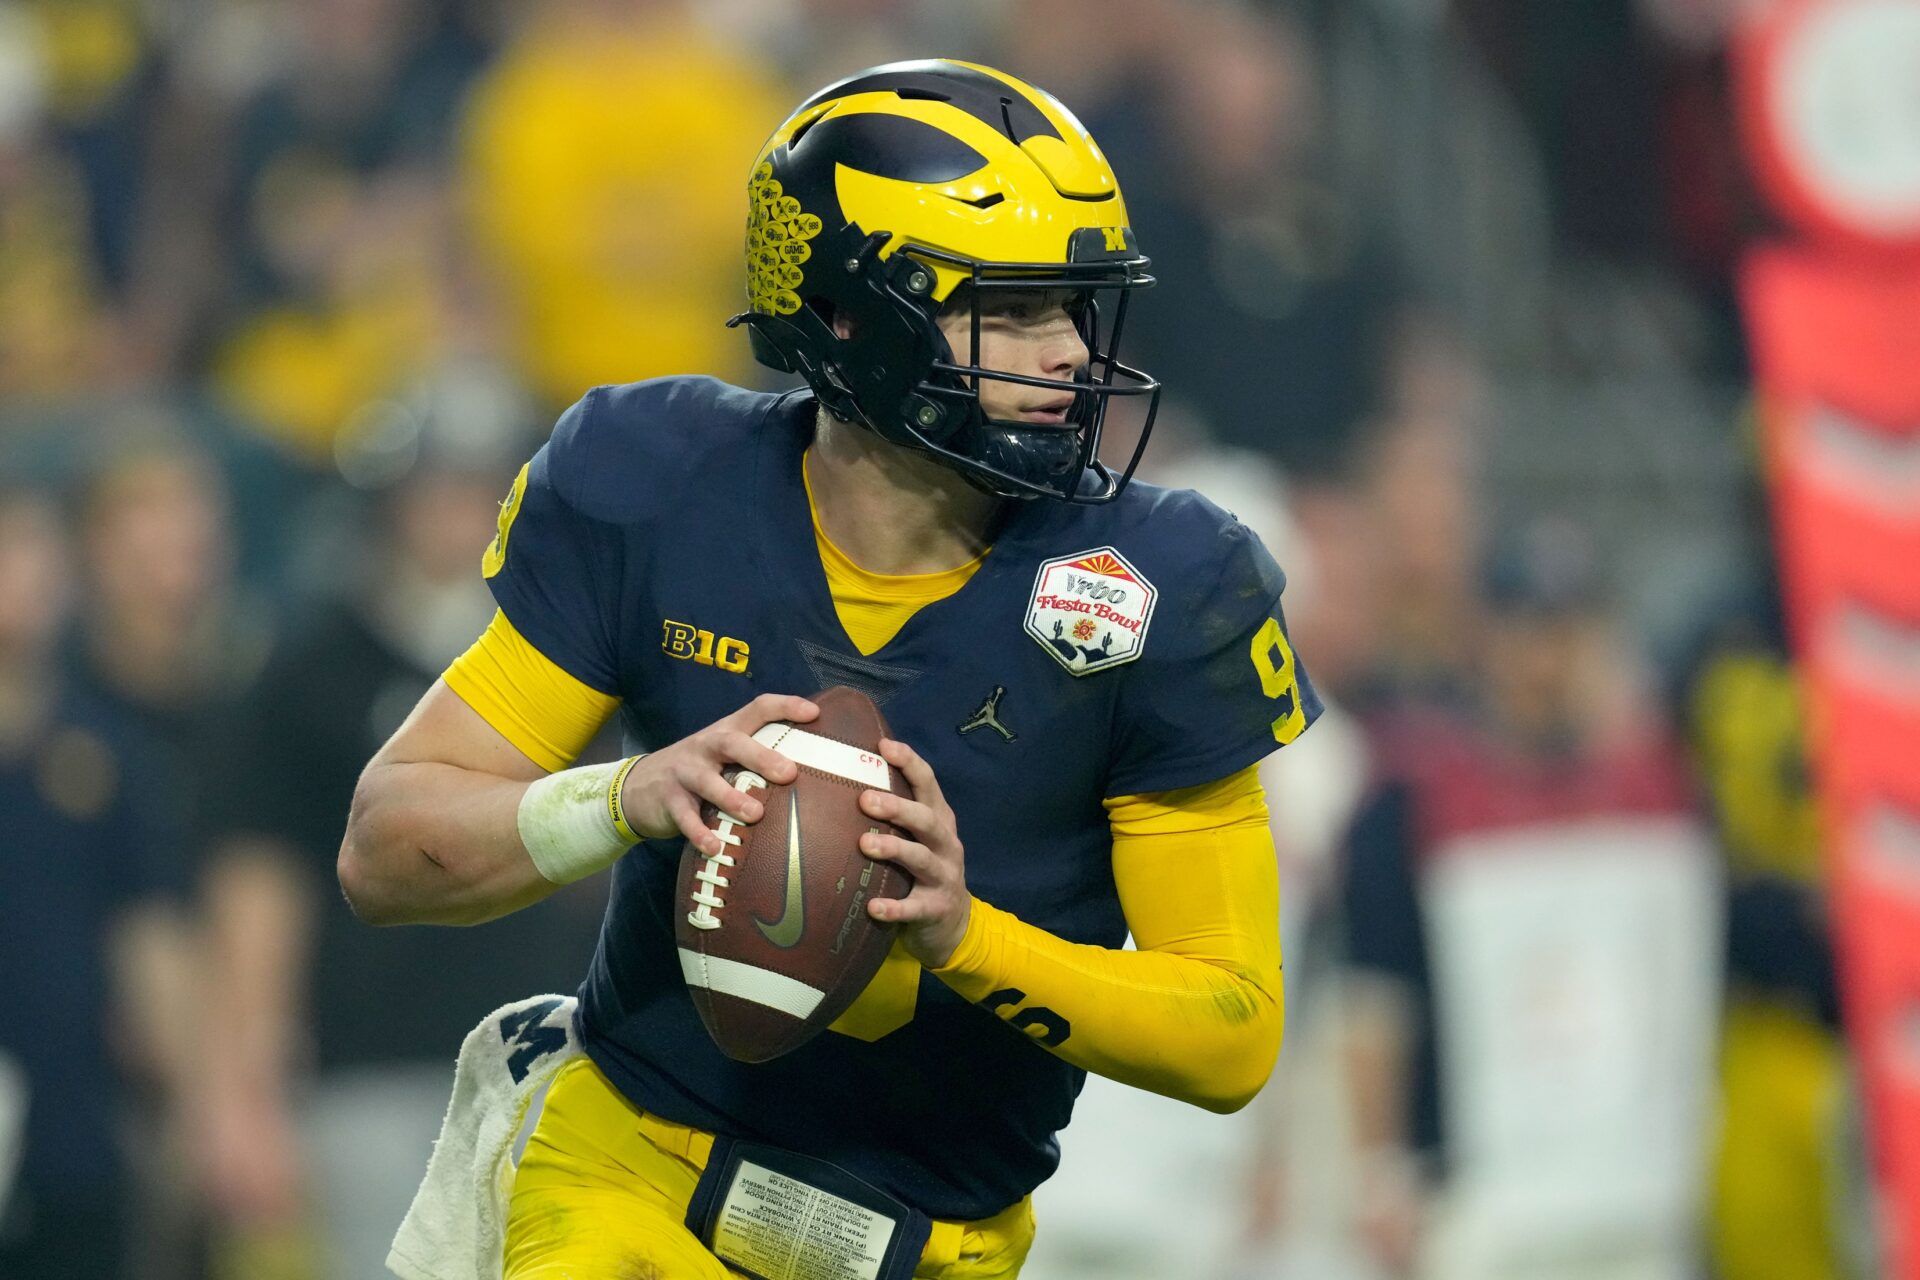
[932,764,1284,1113]
[442,610,621,772]
[805,450,986,655]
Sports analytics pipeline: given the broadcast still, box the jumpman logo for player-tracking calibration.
[958,686,1016,741]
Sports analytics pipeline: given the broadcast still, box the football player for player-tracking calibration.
[340,60,1318,1279]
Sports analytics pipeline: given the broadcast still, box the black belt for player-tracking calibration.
[686,1134,934,1280]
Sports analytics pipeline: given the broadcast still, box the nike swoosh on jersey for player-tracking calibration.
[754,792,806,948]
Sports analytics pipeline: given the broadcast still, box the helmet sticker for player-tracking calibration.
[747,162,825,317]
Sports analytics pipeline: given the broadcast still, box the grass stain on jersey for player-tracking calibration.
[1210,969,1276,1025]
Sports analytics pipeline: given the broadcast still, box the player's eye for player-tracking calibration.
[985,291,1070,323]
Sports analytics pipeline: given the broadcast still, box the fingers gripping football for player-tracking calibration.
[621,695,820,853]
[860,737,972,968]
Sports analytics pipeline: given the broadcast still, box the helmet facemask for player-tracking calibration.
[739,236,1162,504]
[909,247,1161,503]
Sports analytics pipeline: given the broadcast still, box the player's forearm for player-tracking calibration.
[338,759,558,926]
[931,898,1283,1113]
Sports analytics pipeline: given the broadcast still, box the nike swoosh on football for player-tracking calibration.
[753,791,806,948]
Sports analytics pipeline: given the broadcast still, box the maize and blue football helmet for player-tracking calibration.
[731,59,1161,503]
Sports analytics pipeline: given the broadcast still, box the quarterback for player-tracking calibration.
[340,59,1318,1279]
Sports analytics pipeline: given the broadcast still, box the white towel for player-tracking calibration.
[387,994,583,1280]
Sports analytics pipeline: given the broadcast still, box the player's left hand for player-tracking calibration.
[859,738,971,969]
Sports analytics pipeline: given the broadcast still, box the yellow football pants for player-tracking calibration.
[504,1058,1037,1279]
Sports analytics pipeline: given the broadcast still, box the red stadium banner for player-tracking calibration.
[1742,242,1920,1279]
[1737,0,1920,1266]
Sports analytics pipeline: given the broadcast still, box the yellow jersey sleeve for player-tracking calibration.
[1104,761,1271,836]
[931,765,1283,1113]
[442,610,621,772]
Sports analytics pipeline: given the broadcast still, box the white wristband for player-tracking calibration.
[516,755,645,885]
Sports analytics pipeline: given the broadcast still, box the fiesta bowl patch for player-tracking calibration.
[1024,547,1156,675]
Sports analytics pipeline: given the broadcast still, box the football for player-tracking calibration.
[674,685,914,1063]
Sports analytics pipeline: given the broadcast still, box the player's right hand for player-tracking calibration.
[618,694,819,855]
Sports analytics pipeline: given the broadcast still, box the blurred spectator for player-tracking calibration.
[199,407,605,1280]
[460,0,786,407]
[1669,475,1850,1280]
[0,9,115,402]
[211,167,468,462]
[1244,327,1484,1275]
[199,0,499,462]
[14,0,158,293]
[0,482,193,1279]
[1039,0,1412,480]
[63,430,270,1277]
[1344,408,1486,714]
[1338,520,1719,1279]
[225,0,492,201]
[1454,0,1667,265]
[69,433,270,843]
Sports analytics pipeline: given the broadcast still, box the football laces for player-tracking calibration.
[685,773,766,930]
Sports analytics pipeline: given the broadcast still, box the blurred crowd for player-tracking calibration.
[0,0,1863,1278]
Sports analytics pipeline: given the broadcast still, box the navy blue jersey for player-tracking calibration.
[485,376,1319,1218]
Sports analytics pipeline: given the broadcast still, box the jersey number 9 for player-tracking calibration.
[1251,616,1308,745]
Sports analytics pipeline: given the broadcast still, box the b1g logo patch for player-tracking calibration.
[1025,547,1156,676]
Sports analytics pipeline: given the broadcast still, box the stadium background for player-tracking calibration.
[0,0,1895,1277]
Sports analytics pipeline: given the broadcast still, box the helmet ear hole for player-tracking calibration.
[814,299,856,342]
